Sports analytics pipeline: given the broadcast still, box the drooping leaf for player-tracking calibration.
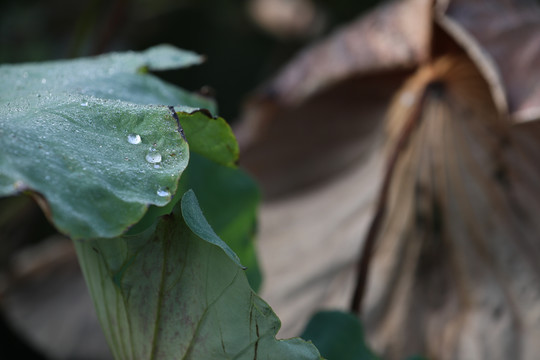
[238,1,540,358]
[181,189,243,267]
[357,52,540,360]
[301,311,379,360]
[236,0,425,338]
[0,45,213,239]
[440,0,540,122]
[178,152,262,291]
[74,190,321,360]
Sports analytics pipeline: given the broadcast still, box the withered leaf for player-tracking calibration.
[360,54,540,359]
[238,0,540,358]
[237,0,433,338]
[441,0,540,122]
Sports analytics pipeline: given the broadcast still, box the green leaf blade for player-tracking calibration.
[75,190,321,360]
[181,189,243,268]
[177,152,262,291]
[0,46,206,239]
[0,96,189,239]
[180,111,239,168]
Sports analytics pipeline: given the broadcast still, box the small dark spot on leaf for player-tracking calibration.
[92,247,100,254]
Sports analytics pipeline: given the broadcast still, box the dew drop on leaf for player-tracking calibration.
[127,134,141,144]
[157,187,170,197]
[145,152,162,164]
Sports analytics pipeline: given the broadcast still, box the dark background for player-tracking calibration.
[0,0,382,122]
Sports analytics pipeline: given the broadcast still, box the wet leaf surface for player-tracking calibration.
[0,46,210,239]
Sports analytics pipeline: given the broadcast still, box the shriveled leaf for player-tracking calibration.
[439,0,540,122]
[359,55,540,359]
[247,0,430,107]
[237,0,425,337]
[301,311,379,360]
[0,45,211,239]
[74,190,321,360]
[238,0,540,356]
[236,0,430,198]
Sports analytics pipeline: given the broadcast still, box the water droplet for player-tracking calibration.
[146,152,162,164]
[154,164,160,169]
[127,134,141,144]
[157,187,170,197]
[41,78,47,84]
[80,102,88,107]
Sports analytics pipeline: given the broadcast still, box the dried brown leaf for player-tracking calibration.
[238,0,540,355]
[361,54,540,359]
[440,0,540,122]
[238,0,432,338]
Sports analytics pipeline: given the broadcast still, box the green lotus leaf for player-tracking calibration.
[0,45,215,239]
[74,190,321,360]
[177,152,262,291]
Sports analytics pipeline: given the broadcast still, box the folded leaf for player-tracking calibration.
[359,54,540,360]
[440,0,540,122]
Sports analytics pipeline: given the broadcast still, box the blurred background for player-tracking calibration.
[0,0,384,358]
[0,0,383,122]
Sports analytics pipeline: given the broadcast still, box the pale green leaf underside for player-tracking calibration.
[181,189,243,267]
[74,190,321,360]
[0,45,215,239]
[177,152,262,291]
